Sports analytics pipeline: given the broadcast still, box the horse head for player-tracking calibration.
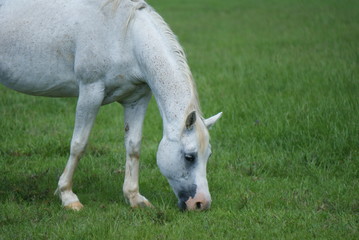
[157,111,222,211]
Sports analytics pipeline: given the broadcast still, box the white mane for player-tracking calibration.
[147,5,202,115]
[106,0,201,115]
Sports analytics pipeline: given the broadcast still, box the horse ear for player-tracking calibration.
[185,111,197,129]
[204,112,222,129]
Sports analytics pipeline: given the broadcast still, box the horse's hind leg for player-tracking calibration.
[56,82,105,210]
[122,92,153,208]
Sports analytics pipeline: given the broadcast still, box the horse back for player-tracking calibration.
[0,0,108,97]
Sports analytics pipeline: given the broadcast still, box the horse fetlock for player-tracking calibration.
[57,178,73,193]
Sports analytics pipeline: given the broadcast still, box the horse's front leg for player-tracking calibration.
[122,92,152,208]
[56,82,105,211]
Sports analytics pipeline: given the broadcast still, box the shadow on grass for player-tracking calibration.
[0,161,174,209]
[0,168,57,204]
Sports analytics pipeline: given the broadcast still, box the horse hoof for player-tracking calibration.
[65,201,84,211]
[138,200,154,208]
[131,198,154,208]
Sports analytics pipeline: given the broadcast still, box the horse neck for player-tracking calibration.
[131,8,200,140]
[147,55,199,140]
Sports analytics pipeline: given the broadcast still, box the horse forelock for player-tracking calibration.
[197,120,210,154]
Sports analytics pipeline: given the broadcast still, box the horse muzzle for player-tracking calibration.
[178,192,211,211]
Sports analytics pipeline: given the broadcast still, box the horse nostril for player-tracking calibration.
[195,202,202,209]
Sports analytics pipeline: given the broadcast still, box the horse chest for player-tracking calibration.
[102,77,150,105]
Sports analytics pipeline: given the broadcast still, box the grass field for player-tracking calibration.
[1,0,358,239]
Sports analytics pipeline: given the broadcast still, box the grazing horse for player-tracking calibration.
[0,0,222,211]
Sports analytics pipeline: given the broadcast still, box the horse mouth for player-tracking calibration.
[176,184,197,211]
[177,194,211,211]
[178,200,187,211]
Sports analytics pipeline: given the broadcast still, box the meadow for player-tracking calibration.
[1,0,358,239]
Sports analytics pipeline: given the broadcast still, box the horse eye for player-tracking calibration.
[184,153,196,162]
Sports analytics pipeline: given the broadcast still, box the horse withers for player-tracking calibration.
[0,0,222,211]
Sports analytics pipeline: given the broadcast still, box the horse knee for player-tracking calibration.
[70,139,87,156]
[127,140,141,159]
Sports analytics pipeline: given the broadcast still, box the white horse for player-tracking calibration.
[0,0,222,211]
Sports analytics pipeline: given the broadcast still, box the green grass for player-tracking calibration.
[1,0,358,239]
